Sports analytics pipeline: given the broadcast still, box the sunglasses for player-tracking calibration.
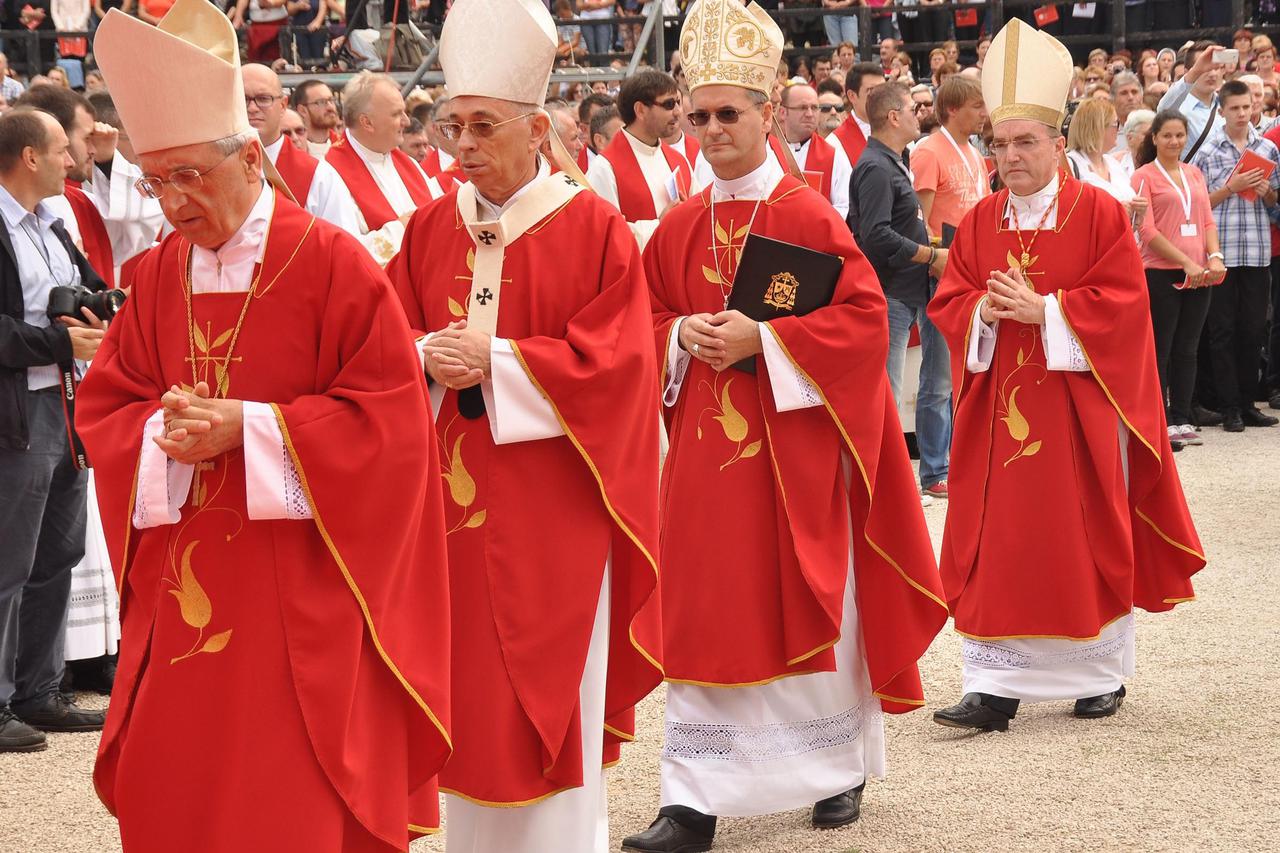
[649,97,680,111]
[818,104,845,113]
[687,106,758,127]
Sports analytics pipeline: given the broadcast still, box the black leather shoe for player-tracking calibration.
[14,693,106,733]
[1241,406,1279,427]
[67,655,116,696]
[1269,392,1280,411]
[1073,685,1126,719]
[933,692,1018,732]
[1223,409,1245,432]
[1170,438,1185,452]
[0,708,47,753]
[622,809,716,853]
[1193,405,1224,427]
[812,783,864,829]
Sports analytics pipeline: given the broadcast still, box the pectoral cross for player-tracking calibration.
[190,460,216,508]
[1006,251,1046,292]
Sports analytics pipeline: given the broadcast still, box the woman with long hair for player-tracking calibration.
[1131,110,1225,446]
[1139,54,1163,88]
[1156,47,1176,82]
[1066,98,1148,225]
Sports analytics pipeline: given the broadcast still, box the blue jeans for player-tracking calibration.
[581,21,614,57]
[886,289,952,488]
[823,14,859,50]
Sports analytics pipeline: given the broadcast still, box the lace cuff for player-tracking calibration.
[759,324,821,411]
[243,401,311,520]
[663,317,692,407]
[133,409,193,529]
[966,297,998,373]
[1042,295,1090,372]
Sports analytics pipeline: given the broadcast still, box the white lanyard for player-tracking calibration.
[1153,159,1192,222]
[940,126,984,199]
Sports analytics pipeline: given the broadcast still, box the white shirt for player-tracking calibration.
[264,135,364,238]
[0,184,83,390]
[306,137,332,159]
[1066,150,1136,206]
[585,128,678,250]
[191,182,274,294]
[788,134,852,219]
[343,129,442,265]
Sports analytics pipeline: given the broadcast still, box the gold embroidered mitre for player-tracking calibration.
[981,18,1074,129]
[680,0,784,97]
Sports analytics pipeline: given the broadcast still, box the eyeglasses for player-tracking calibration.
[135,149,236,199]
[818,104,845,114]
[650,97,680,111]
[436,112,535,141]
[912,101,934,111]
[245,94,281,110]
[988,136,1056,156]
[301,97,336,108]
[687,106,758,127]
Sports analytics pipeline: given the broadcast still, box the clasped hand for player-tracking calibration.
[679,310,762,372]
[423,320,491,390]
[981,267,1046,325]
[154,381,244,465]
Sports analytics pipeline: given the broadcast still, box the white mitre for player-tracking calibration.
[981,18,1074,129]
[440,0,557,106]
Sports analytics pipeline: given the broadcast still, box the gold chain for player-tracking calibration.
[1006,174,1063,277]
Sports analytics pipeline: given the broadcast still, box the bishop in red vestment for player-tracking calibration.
[623,4,945,851]
[388,2,662,851]
[929,20,1204,733]
[85,4,452,850]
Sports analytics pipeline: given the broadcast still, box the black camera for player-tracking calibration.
[46,285,126,323]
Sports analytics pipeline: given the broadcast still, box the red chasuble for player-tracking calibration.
[76,197,452,850]
[929,175,1205,641]
[646,177,946,713]
[387,188,662,804]
[831,115,868,165]
[326,138,434,229]
[63,180,115,288]
[272,135,321,204]
[422,146,444,178]
[600,130,692,221]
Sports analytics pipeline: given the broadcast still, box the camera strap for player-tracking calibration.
[57,361,90,470]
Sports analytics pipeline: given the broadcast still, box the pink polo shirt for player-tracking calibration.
[1131,161,1216,270]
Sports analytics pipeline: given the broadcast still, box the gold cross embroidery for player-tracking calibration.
[1006,250,1045,292]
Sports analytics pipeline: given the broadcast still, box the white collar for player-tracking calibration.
[346,129,390,167]
[263,134,284,164]
[1009,172,1059,207]
[789,135,812,152]
[710,153,783,202]
[624,128,662,157]
[475,157,551,220]
[196,183,273,268]
[854,113,871,138]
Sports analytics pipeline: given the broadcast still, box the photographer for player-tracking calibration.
[0,108,109,753]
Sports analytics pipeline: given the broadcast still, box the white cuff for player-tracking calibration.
[759,323,822,412]
[243,401,311,520]
[486,338,564,445]
[629,219,661,253]
[415,334,447,418]
[1042,295,1090,372]
[662,317,691,408]
[133,409,193,529]
[966,297,998,373]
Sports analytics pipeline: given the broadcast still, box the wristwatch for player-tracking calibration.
[1208,251,1225,261]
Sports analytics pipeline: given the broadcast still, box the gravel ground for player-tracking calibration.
[3,428,1277,853]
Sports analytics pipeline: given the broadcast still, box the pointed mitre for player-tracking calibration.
[981,18,1074,129]
[94,0,251,154]
[679,0,784,97]
[440,0,557,106]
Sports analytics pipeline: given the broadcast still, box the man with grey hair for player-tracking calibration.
[326,70,442,265]
[1110,71,1145,141]
[541,100,584,164]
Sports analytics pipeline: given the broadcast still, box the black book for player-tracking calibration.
[725,234,843,373]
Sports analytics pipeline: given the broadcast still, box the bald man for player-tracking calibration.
[241,64,365,240]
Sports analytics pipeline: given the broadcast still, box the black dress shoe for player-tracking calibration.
[14,693,106,733]
[622,809,716,853]
[1223,409,1245,432]
[812,783,864,829]
[0,708,47,753]
[933,692,1018,732]
[1073,685,1126,719]
[1241,406,1279,427]
[1192,405,1224,427]
[67,655,116,696]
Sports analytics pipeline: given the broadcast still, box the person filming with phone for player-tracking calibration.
[0,107,111,753]
[1158,41,1228,161]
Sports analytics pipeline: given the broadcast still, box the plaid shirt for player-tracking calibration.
[0,77,23,104]
[1191,126,1280,268]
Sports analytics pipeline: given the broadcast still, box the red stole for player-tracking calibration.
[832,115,868,165]
[600,130,692,221]
[387,191,661,803]
[576,144,591,173]
[646,178,946,712]
[678,133,700,169]
[929,176,1205,640]
[272,136,320,205]
[803,132,837,199]
[326,137,434,230]
[421,146,444,178]
[77,198,452,843]
[63,180,115,288]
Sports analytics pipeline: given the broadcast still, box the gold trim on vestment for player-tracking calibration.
[116,449,144,597]
[603,723,635,742]
[1135,507,1207,561]
[955,609,1131,642]
[1001,20,1019,106]
[270,404,453,751]
[440,784,577,809]
[761,325,950,613]
[658,320,677,394]
[991,104,1063,129]
[507,343,664,677]
[665,669,823,689]
[874,691,926,707]
[407,823,441,835]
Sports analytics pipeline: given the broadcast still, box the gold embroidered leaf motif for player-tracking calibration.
[465,510,487,529]
[211,328,234,350]
[443,434,476,508]
[740,440,762,460]
[714,379,748,442]
[733,224,750,241]
[1022,440,1042,457]
[169,541,211,630]
[715,221,730,245]
[193,323,209,354]
[448,296,466,318]
[199,629,232,655]
[1006,250,1021,271]
[213,364,230,398]
[1002,387,1030,442]
[1016,347,1026,367]
[466,247,475,271]
[702,265,724,285]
